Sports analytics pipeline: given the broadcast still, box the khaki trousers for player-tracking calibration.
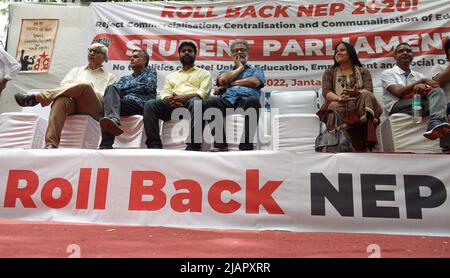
[37,82,103,147]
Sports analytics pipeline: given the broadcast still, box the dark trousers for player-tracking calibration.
[143,97,204,150]
[100,85,143,147]
[204,96,261,150]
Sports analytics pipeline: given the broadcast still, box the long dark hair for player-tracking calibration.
[332,42,363,68]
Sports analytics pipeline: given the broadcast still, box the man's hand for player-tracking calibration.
[164,95,181,108]
[168,93,184,108]
[420,78,439,88]
[233,55,245,70]
[214,85,229,95]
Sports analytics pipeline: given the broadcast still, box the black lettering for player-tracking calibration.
[404,175,447,219]
[310,173,353,216]
[361,174,399,218]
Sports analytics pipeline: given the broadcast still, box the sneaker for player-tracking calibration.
[14,93,38,107]
[45,144,57,149]
[100,117,123,136]
[423,120,450,140]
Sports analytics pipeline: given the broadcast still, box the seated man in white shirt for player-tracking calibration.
[14,42,117,148]
[381,42,450,143]
[0,47,21,95]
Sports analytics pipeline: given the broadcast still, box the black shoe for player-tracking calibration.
[14,93,38,107]
[239,143,254,151]
[98,145,113,150]
[100,117,123,136]
[185,145,201,151]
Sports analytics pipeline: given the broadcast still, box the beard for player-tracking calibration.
[180,55,195,67]
[235,55,247,65]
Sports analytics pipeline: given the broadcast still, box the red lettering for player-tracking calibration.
[246,169,284,214]
[170,180,202,212]
[259,6,273,18]
[4,170,38,208]
[129,171,166,211]
[93,168,109,210]
[297,5,314,17]
[208,180,241,214]
[177,6,193,18]
[161,5,217,18]
[225,6,241,18]
[76,168,91,209]
[315,4,328,16]
[330,3,345,16]
[41,178,72,209]
[193,6,217,18]
[160,6,176,18]
[274,5,290,17]
[241,6,257,18]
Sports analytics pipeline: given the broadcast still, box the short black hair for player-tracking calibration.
[132,49,149,67]
[178,41,197,54]
[332,42,363,68]
[444,39,450,61]
[394,42,411,56]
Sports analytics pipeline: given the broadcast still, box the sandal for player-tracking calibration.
[14,93,38,107]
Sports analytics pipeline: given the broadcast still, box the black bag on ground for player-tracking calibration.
[315,109,354,153]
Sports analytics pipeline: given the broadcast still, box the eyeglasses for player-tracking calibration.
[88,48,103,55]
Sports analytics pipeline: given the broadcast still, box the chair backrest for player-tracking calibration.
[269,91,318,114]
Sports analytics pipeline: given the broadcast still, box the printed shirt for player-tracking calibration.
[60,65,117,96]
[219,65,265,106]
[160,66,212,100]
[113,67,157,108]
[380,64,423,113]
[0,47,20,80]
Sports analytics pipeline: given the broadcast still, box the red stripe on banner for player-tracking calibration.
[92,27,450,62]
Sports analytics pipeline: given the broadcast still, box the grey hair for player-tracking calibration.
[230,40,249,52]
[90,43,108,62]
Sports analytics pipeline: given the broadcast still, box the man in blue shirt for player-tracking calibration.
[99,49,157,149]
[205,40,265,151]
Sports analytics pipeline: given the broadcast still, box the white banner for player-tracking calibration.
[1,149,450,236]
[85,0,450,92]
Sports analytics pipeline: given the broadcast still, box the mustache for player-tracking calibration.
[181,55,195,65]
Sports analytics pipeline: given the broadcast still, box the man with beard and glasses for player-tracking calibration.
[143,41,212,151]
[204,40,265,151]
[381,42,450,145]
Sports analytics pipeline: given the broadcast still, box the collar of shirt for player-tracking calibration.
[393,64,416,80]
[177,66,198,73]
[83,64,105,72]
[132,68,147,77]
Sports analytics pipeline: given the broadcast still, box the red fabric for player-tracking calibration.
[402,86,433,99]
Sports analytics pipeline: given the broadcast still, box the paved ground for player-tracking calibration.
[0,219,449,258]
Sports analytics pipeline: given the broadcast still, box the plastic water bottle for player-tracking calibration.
[412,92,422,123]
